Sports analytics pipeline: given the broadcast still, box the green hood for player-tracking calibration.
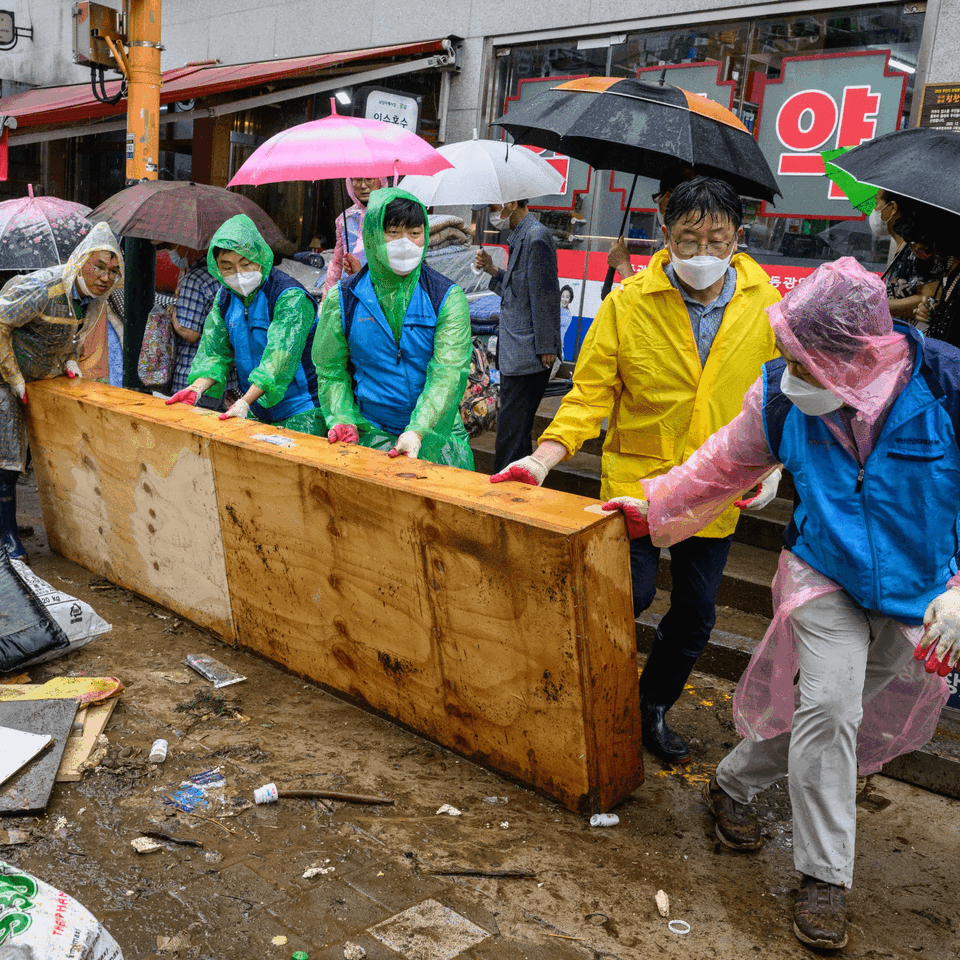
[361,187,429,336]
[207,213,274,296]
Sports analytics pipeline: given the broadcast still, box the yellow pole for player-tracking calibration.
[124,0,162,182]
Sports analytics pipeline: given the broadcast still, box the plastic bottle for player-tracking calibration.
[589,813,619,827]
[254,782,279,805]
[148,739,168,763]
[292,952,309,960]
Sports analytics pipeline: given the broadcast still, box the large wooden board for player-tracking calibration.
[26,380,642,812]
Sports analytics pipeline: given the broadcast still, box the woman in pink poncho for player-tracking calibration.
[321,177,385,298]
[603,257,957,951]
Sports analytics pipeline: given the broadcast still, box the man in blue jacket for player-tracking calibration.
[605,257,959,951]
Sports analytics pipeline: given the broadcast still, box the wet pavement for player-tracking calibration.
[2,477,959,959]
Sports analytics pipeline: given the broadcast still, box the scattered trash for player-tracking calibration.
[668,920,691,935]
[149,739,168,763]
[303,863,336,879]
[499,821,509,829]
[589,813,619,827]
[254,783,395,805]
[436,804,461,816]
[0,725,52,788]
[164,768,226,813]
[430,868,535,879]
[157,932,191,952]
[483,796,508,804]
[11,558,112,665]
[252,433,297,448]
[343,943,366,960]
[254,782,279,805]
[272,935,289,945]
[204,851,223,864]
[292,951,310,960]
[0,859,125,957]
[138,831,203,849]
[184,653,246,688]
[131,836,163,854]
[0,827,33,845]
[655,889,670,917]
[175,689,246,724]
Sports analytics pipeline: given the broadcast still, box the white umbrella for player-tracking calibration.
[398,136,565,206]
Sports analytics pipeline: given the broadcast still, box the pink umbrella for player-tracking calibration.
[228,101,453,187]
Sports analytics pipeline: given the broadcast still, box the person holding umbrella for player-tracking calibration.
[602,257,955,950]
[165,214,324,438]
[491,177,782,765]
[321,177,385,298]
[314,187,473,468]
[0,222,123,561]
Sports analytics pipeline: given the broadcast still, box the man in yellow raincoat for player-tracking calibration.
[0,222,123,561]
[492,177,781,765]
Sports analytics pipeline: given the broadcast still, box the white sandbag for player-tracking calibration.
[0,860,124,958]
[11,559,112,666]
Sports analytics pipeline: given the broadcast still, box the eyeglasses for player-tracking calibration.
[350,178,379,186]
[652,190,669,205]
[671,237,736,258]
[87,262,121,281]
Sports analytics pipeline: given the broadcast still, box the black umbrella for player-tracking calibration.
[831,127,960,216]
[493,75,780,299]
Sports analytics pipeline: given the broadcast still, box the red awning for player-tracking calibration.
[0,39,448,132]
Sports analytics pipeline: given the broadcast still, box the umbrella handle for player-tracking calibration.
[600,265,617,301]
[601,173,639,301]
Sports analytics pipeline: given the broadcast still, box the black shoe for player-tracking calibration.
[640,703,690,764]
[793,875,848,950]
[702,776,762,850]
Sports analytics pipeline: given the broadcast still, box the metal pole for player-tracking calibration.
[572,169,603,361]
[122,0,162,390]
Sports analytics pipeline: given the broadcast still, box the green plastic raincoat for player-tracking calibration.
[313,188,473,468]
[189,214,324,437]
[0,222,123,471]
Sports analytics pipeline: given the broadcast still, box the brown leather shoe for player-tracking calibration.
[702,776,762,850]
[793,875,848,950]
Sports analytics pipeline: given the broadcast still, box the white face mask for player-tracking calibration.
[489,207,513,231]
[670,249,734,290]
[223,268,262,297]
[868,206,891,238]
[385,237,423,276]
[168,250,189,269]
[75,274,94,298]
[780,368,845,416]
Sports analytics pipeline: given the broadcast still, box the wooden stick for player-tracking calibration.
[279,789,394,805]
[430,868,535,879]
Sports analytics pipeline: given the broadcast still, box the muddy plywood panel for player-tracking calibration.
[26,381,234,638]
[210,430,641,813]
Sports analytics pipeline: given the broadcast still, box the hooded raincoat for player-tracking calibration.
[189,214,324,437]
[313,187,473,468]
[641,258,952,774]
[0,222,123,471]
[540,247,781,537]
[321,177,385,298]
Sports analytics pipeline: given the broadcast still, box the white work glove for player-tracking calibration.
[64,360,83,380]
[165,382,206,407]
[388,430,422,459]
[491,455,550,486]
[914,588,960,677]
[9,380,28,404]
[218,398,250,421]
[735,468,782,511]
[600,496,650,539]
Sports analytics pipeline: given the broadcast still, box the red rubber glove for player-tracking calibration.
[165,386,201,406]
[65,360,83,380]
[601,496,651,539]
[490,456,549,486]
[327,424,360,444]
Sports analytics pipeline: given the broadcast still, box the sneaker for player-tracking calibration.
[793,875,848,950]
[701,776,762,850]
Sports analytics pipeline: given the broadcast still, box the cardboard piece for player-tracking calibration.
[0,698,78,815]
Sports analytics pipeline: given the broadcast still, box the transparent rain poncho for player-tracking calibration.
[313,187,473,468]
[641,257,949,774]
[321,176,385,298]
[189,213,323,434]
[1,222,123,471]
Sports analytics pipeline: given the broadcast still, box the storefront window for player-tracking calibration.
[490,3,924,294]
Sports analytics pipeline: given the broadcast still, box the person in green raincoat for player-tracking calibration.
[313,187,473,468]
[166,214,324,437]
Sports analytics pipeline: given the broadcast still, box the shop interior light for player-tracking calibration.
[888,58,916,74]
[335,90,352,105]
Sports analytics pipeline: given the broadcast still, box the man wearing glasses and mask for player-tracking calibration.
[492,177,782,767]
[0,223,123,562]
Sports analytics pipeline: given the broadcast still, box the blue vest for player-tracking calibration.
[763,323,960,624]
[339,264,454,436]
[219,269,318,423]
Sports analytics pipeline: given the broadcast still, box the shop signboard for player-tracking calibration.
[361,89,419,133]
[917,82,960,131]
[755,51,907,218]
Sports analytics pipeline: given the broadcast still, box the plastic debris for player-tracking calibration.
[131,836,163,854]
[669,920,691,935]
[436,804,461,816]
[164,768,226,813]
[184,653,246,688]
[655,890,670,917]
[483,796,508,804]
[343,943,366,960]
[254,782,279,805]
[149,739,168,763]
[303,860,336,879]
[589,813,619,827]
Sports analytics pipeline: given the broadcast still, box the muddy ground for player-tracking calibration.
[2,479,959,960]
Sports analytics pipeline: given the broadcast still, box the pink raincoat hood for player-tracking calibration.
[766,256,908,424]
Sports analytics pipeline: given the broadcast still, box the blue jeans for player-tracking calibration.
[631,533,733,709]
